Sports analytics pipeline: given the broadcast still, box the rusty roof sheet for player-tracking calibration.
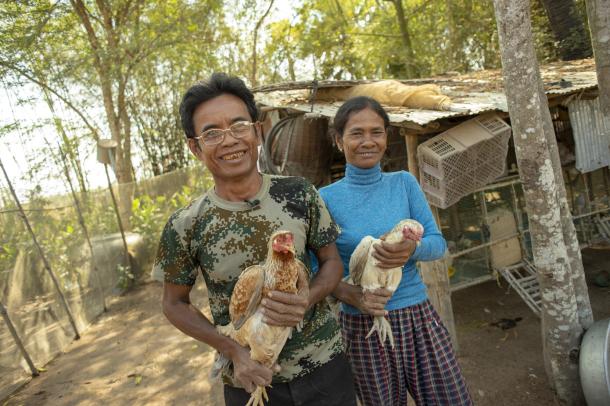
[254,59,598,127]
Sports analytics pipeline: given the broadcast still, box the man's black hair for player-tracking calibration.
[333,96,390,136]
[179,73,259,139]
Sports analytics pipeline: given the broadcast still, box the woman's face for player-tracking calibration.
[336,107,387,169]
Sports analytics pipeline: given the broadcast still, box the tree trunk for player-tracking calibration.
[493,1,589,404]
[585,0,610,115]
[445,0,457,71]
[71,0,134,230]
[386,0,416,78]
[536,78,594,331]
[251,0,275,87]
[539,0,592,60]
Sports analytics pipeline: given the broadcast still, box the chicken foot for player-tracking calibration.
[246,385,269,406]
[366,315,395,348]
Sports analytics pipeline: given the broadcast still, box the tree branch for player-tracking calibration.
[0,60,100,141]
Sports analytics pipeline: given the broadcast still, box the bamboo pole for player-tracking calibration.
[479,191,491,270]
[0,158,80,339]
[104,163,131,271]
[57,144,106,311]
[0,301,38,376]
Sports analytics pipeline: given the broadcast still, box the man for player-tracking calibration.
[154,73,357,406]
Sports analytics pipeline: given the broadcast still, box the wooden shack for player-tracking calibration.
[253,58,610,346]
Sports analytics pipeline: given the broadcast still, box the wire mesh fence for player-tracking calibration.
[0,164,212,398]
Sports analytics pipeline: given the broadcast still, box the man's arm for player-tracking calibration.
[162,282,273,393]
[262,242,344,327]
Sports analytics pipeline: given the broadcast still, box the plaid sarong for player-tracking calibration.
[339,300,472,406]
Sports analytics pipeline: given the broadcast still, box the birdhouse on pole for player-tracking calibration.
[96,139,118,171]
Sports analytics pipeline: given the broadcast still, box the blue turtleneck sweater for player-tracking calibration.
[319,163,447,314]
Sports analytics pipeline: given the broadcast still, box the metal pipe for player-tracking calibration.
[450,275,495,292]
[572,206,610,219]
[0,157,80,339]
[0,301,38,376]
[450,232,522,259]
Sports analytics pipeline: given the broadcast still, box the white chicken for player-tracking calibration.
[348,219,424,348]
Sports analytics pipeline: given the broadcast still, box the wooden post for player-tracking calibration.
[0,301,39,376]
[405,132,420,182]
[402,129,459,351]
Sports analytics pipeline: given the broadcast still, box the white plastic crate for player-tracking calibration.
[417,114,511,208]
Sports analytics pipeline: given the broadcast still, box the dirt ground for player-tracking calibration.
[4,248,609,406]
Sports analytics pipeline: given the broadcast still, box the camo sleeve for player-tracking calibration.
[305,182,340,250]
[153,211,198,286]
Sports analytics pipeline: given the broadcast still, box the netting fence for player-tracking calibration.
[0,164,212,398]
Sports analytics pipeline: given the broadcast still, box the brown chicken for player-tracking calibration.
[217,230,308,406]
[349,219,424,348]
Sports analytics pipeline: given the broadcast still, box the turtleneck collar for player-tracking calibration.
[344,163,382,185]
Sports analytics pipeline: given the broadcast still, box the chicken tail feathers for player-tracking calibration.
[209,352,231,380]
[366,316,395,349]
[209,324,237,380]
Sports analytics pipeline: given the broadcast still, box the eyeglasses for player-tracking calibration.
[194,121,258,146]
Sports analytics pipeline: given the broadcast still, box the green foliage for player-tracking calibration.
[115,263,134,293]
[130,182,210,253]
[258,0,568,82]
[131,195,166,240]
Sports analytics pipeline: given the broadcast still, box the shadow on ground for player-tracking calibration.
[4,248,609,406]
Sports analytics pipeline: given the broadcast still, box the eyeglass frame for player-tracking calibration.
[192,120,260,147]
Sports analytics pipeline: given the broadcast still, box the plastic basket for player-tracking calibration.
[418,114,511,208]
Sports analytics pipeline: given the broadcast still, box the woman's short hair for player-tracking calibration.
[333,96,390,136]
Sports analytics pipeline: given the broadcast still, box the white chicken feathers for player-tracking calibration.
[348,219,424,348]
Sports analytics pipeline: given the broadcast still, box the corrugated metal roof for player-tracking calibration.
[568,97,610,173]
[254,59,598,128]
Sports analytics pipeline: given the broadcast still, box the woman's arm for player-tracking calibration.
[332,281,392,317]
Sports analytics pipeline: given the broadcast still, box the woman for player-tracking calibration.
[321,96,472,406]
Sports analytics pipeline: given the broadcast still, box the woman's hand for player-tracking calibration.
[354,287,392,317]
[372,237,417,269]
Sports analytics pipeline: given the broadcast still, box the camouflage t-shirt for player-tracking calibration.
[153,174,344,384]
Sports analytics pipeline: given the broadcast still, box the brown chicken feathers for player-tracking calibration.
[214,230,308,406]
[348,219,424,348]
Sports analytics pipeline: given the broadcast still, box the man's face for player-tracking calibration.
[188,93,261,183]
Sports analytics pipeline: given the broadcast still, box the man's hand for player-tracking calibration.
[231,345,279,393]
[262,271,309,327]
[372,237,417,269]
[355,287,392,317]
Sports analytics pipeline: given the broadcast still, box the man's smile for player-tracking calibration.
[219,150,246,161]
